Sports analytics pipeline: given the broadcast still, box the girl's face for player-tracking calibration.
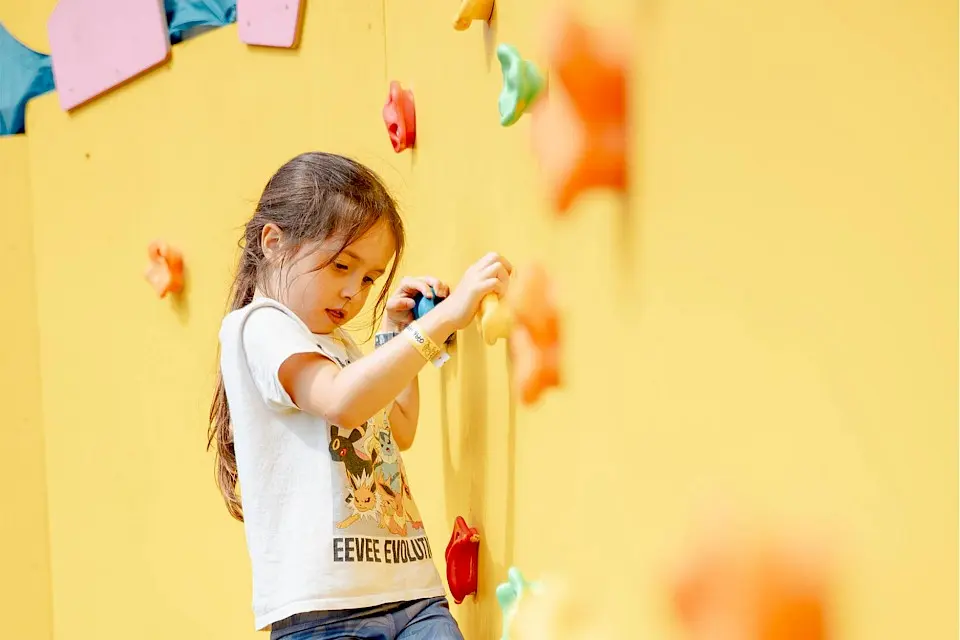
[263,220,396,334]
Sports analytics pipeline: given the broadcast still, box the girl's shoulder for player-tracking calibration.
[219,297,313,347]
[223,296,304,328]
[314,328,363,366]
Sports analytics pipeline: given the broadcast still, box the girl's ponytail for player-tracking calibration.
[207,252,259,522]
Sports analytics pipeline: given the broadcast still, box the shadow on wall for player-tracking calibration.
[440,326,518,639]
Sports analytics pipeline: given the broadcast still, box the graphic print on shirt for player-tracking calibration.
[328,425,376,481]
[329,412,433,565]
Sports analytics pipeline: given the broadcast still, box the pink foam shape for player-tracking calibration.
[47,0,171,111]
[238,0,304,48]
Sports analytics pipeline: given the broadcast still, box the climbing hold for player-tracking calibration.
[496,567,540,640]
[382,81,416,153]
[508,265,560,405]
[479,293,513,345]
[445,516,481,604]
[412,286,443,320]
[144,240,184,298]
[497,44,546,127]
[671,513,832,640]
[48,0,171,111]
[412,287,455,345]
[453,0,494,31]
[532,12,628,212]
[475,264,560,403]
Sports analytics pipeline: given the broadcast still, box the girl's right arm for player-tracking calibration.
[278,253,512,429]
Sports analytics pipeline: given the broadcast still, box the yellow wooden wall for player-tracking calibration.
[2,0,957,638]
[0,136,53,638]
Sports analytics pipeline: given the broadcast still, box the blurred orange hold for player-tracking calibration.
[507,264,560,405]
[533,11,628,213]
[672,524,831,640]
[533,14,627,212]
[145,240,184,298]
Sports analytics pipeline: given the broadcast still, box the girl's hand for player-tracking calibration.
[381,276,451,333]
[437,252,513,332]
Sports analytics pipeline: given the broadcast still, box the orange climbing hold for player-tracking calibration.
[453,0,494,31]
[383,81,416,153]
[508,265,560,405]
[533,12,628,213]
[145,240,184,298]
[672,519,831,640]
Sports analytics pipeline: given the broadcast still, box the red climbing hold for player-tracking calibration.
[445,516,481,604]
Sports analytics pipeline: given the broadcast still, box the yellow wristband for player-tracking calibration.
[403,321,442,363]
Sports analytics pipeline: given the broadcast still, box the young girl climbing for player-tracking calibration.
[208,152,512,639]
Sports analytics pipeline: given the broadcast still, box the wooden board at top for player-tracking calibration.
[238,0,304,48]
[48,0,171,111]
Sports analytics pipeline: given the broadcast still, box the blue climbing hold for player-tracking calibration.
[412,286,445,320]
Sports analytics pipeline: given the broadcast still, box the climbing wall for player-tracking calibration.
[0,136,53,640]
[4,0,958,638]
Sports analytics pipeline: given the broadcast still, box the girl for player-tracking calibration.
[208,152,511,639]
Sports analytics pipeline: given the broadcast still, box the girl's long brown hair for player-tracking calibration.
[208,152,405,521]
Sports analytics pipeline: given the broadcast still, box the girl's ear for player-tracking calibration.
[261,223,283,260]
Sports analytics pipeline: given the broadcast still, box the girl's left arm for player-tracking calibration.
[389,377,419,451]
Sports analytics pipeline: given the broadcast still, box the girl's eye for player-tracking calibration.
[335,263,349,271]
[363,276,375,285]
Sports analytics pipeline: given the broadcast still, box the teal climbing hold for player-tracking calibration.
[496,44,546,127]
[496,567,539,640]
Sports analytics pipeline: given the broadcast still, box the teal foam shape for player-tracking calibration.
[0,22,55,135]
[165,0,237,43]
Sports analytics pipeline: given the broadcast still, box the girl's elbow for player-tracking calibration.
[309,397,368,430]
[394,425,416,451]
[328,407,368,431]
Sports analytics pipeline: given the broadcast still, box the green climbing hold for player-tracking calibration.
[496,567,539,640]
[496,44,546,127]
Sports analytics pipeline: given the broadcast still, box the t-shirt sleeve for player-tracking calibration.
[241,307,329,411]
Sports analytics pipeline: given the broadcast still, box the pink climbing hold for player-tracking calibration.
[48,0,171,111]
[238,0,305,48]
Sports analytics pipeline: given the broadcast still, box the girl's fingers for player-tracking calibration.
[396,277,434,299]
[480,252,513,275]
[418,276,446,298]
[474,252,501,272]
[480,262,510,285]
[433,280,451,298]
[387,296,415,311]
[479,277,507,299]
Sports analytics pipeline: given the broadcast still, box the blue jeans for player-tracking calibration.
[270,597,464,640]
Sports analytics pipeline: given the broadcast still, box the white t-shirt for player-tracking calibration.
[218,297,444,630]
